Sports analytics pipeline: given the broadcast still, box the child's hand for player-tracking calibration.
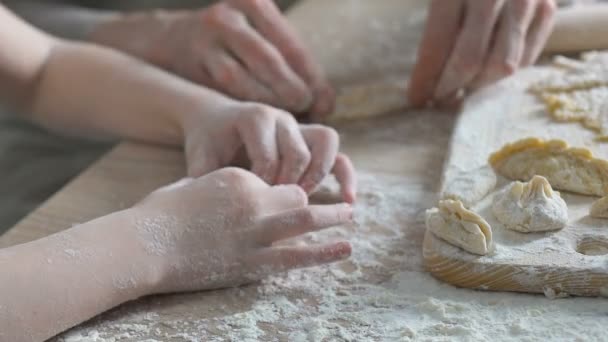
[132,168,352,293]
[181,102,356,203]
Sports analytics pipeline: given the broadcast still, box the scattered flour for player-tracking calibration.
[49,87,607,341]
[54,168,608,342]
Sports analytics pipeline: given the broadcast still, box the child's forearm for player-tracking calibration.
[0,209,158,342]
[27,39,222,145]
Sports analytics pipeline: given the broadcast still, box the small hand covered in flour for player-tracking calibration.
[92,0,334,118]
[133,168,353,293]
[182,101,356,203]
[407,0,556,107]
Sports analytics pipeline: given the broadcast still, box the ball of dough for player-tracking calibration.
[492,175,568,233]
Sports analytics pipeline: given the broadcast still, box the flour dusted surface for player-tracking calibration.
[53,112,607,342]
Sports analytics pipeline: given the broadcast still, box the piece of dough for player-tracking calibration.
[489,137,608,196]
[492,176,568,233]
[530,52,608,139]
[537,87,608,139]
[425,199,493,255]
[328,77,409,123]
[590,196,608,218]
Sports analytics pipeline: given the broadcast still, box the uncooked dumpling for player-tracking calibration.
[590,196,608,218]
[425,199,493,255]
[489,137,608,196]
[492,176,568,233]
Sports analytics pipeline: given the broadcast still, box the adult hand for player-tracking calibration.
[92,0,334,118]
[133,168,353,293]
[407,0,557,108]
[181,100,356,203]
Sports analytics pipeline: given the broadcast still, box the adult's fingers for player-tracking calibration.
[470,0,535,90]
[298,125,340,194]
[248,241,352,277]
[332,153,357,204]
[254,203,353,245]
[521,0,557,66]
[220,7,312,112]
[204,48,278,106]
[236,107,280,183]
[434,0,505,100]
[407,0,464,108]
[275,117,311,185]
[230,0,334,118]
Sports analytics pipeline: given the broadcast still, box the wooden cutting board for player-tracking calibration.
[422,66,608,298]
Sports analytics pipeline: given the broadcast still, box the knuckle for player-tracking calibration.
[292,149,312,169]
[203,3,246,29]
[240,104,275,124]
[295,208,316,226]
[238,0,272,12]
[201,3,230,26]
[217,167,254,184]
[215,63,238,87]
[313,125,340,145]
[494,59,518,76]
[290,186,309,206]
[538,0,557,18]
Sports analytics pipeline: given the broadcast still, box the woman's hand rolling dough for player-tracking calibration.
[408,0,557,107]
[92,0,334,118]
[133,167,353,293]
[181,101,356,203]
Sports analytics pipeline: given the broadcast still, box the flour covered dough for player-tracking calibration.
[492,176,568,233]
[489,137,608,196]
[425,199,493,255]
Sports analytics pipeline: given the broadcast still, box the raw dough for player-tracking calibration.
[489,137,608,196]
[329,77,409,122]
[425,199,493,255]
[530,52,608,138]
[492,175,568,233]
[538,87,608,130]
[590,196,608,218]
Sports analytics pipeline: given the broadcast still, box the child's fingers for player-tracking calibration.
[247,241,351,277]
[332,153,357,203]
[275,117,311,185]
[257,184,309,215]
[236,107,280,183]
[298,124,340,193]
[253,203,352,245]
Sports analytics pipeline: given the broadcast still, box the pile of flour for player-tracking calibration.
[55,167,608,341]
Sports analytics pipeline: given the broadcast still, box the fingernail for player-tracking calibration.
[300,180,315,193]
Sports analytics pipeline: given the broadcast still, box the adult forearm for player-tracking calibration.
[0,210,158,342]
[28,40,225,145]
[4,0,118,40]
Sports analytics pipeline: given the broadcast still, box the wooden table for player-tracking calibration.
[2,1,607,340]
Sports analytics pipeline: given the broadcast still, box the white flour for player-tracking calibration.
[55,170,608,342]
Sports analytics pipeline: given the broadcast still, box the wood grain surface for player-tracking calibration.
[1,1,608,339]
[423,67,608,297]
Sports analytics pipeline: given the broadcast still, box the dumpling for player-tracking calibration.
[489,137,608,196]
[425,199,493,255]
[492,176,568,233]
[590,196,608,218]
